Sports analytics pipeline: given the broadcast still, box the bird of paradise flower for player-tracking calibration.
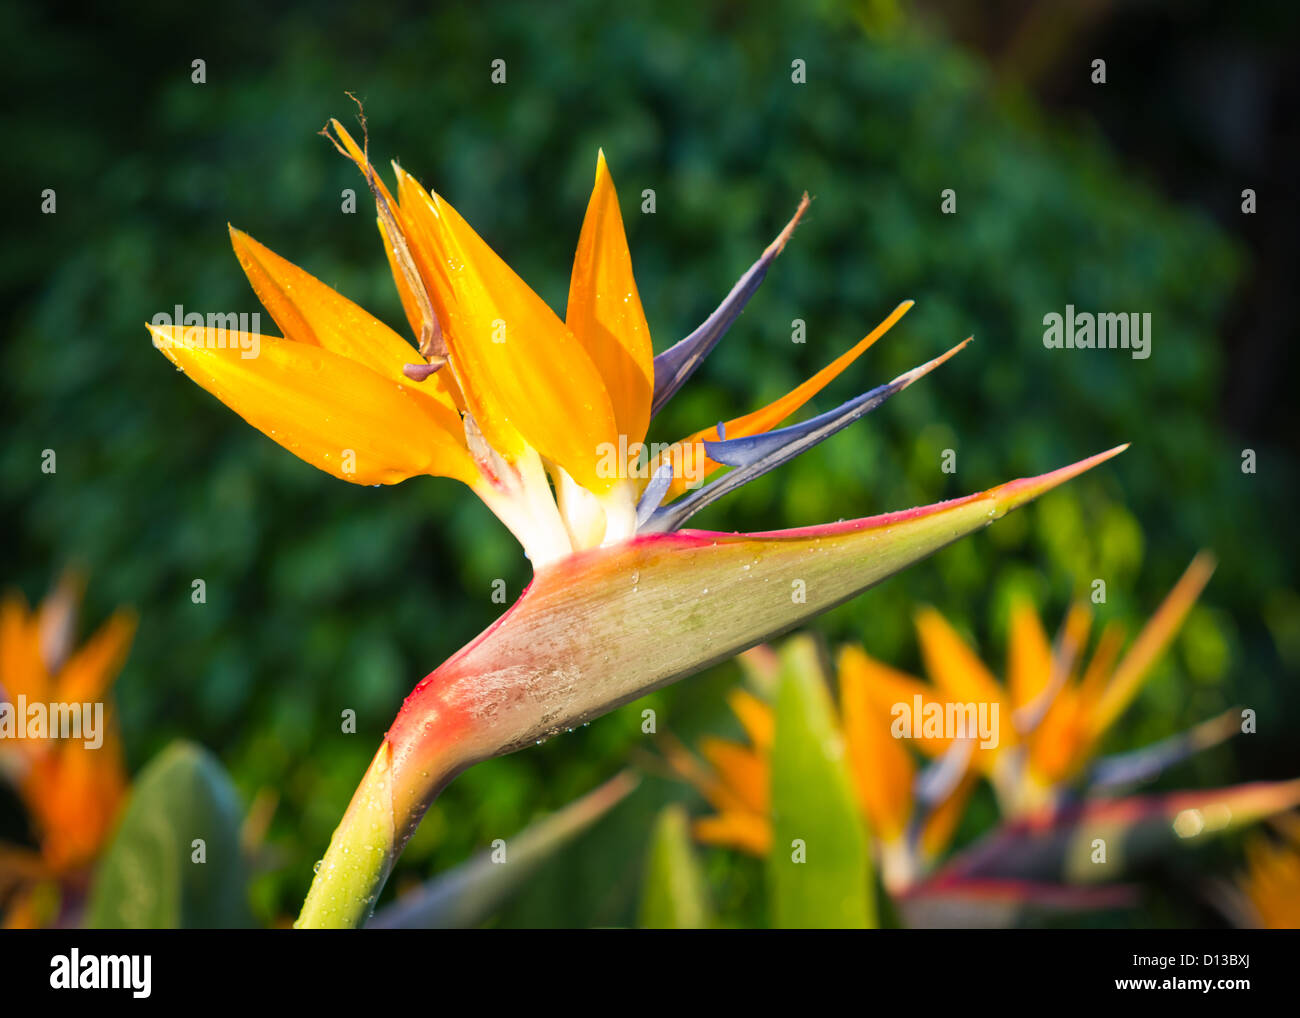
[148,105,1125,926]
[0,574,134,928]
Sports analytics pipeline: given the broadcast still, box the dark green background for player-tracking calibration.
[2,0,1296,926]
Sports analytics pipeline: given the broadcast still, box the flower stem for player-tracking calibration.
[295,745,396,928]
[296,704,460,928]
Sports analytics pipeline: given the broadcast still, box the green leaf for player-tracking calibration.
[765,635,874,928]
[88,740,251,929]
[638,803,713,929]
[370,771,638,929]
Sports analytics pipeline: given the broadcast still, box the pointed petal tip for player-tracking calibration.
[766,192,812,259]
[990,444,1128,517]
[1189,547,1218,577]
[893,336,972,389]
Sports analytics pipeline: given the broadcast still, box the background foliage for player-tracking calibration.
[2,0,1295,926]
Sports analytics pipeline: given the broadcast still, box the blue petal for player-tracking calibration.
[651,195,810,418]
[1087,710,1240,792]
[635,462,675,528]
[641,339,969,533]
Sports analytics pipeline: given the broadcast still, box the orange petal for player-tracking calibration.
[1008,598,1053,712]
[919,770,978,860]
[660,737,741,816]
[1027,683,1087,785]
[658,301,913,500]
[1091,552,1216,737]
[698,737,768,815]
[1077,619,1126,708]
[914,608,1009,728]
[692,811,772,856]
[54,610,136,706]
[376,217,437,356]
[0,593,47,705]
[566,151,654,444]
[390,168,619,492]
[323,121,451,368]
[228,227,463,413]
[148,324,475,486]
[856,656,955,759]
[839,645,915,842]
[22,726,127,873]
[727,687,774,753]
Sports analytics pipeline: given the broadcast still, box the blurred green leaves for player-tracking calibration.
[1,0,1291,926]
[373,771,638,929]
[766,637,874,928]
[638,804,713,929]
[88,741,251,929]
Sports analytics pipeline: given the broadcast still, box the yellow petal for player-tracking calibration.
[839,645,915,842]
[1008,597,1053,712]
[1027,684,1087,785]
[699,737,768,815]
[567,151,654,445]
[727,687,774,753]
[23,726,126,873]
[919,771,977,860]
[0,594,47,704]
[148,325,475,486]
[657,302,913,501]
[692,812,772,856]
[914,608,1009,725]
[54,610,135,706]
[660,736,738,816]
[376,217,438,357]
[323,121,450,368]
[390,167,620,493]
[1077,619,1126,708]
[1091,551,1216,737]
[856,656,954,759]
[228,227,464,413]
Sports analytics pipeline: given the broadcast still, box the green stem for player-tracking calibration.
[296,744,399,928]
[296,716,457,928]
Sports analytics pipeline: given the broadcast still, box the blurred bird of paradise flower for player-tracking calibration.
[857,551,1219,816]
[1228,813,1300,929]
[667,552,1251,900]
[0,574,134,928]
[665,645,977,893]
[148,104,1125,926]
